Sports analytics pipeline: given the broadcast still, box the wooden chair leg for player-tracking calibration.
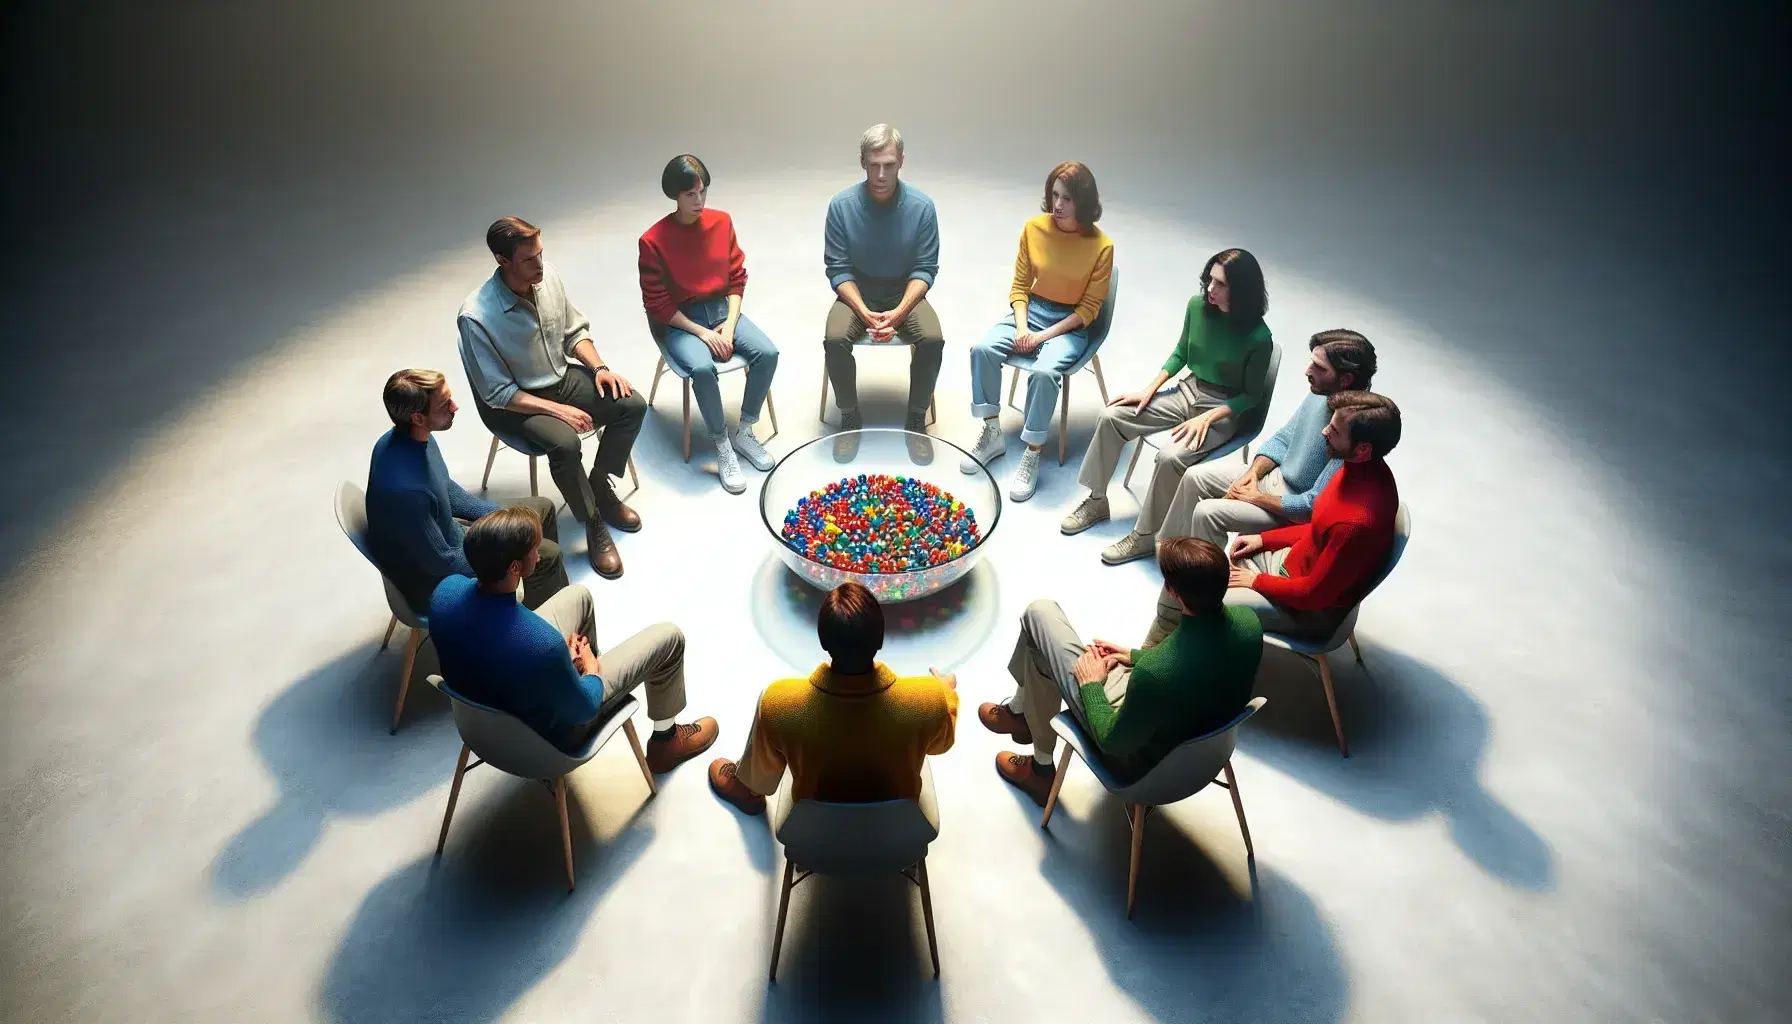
[555,776,576,892]
[481,436,502,491]
[435,743,472,856]
[1091,354,1110,404]
[1347,630,1364,664]
[528,455,539,497]
[380,615,398,650]
[917,857,941,978]
[1316,653,1349,757]
[649,356,666,405]
[770,858,795,981]
[1222,760,1254,860]
[1124,438,1146,488]
[1058,374,1071,465]
[626,457,640,497]
[682,382,692,463]
[391,629,422,735]
[1040,747,1074,828]
[818,364,831,423]
[765,390,779,436]
[623,719,657,795]
[1126,803,1147,919]
[1007,365,1021,409]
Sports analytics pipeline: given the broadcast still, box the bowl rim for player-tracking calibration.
[757,427,1004,577]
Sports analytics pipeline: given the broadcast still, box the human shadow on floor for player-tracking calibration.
[318,787,653,1024]
[209,640,458,899]
[1037,790,1347,1024]
[1244,640,1555,891]
[755,869,946,1024]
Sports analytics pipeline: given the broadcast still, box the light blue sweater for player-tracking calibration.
[1253,392,1343,521]
[823,182,940,295]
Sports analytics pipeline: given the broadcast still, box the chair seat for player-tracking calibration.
[434,677,641,780]
[1051,700,1261,808]
[773,762,939,875]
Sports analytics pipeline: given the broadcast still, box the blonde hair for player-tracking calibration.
[859,123,904,162]
[382,368,446,427]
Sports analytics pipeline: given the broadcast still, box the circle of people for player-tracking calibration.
[360,123,1403,885]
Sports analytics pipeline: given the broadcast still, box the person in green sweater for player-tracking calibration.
[980,537,1263,802]
[1060,248,1275,566]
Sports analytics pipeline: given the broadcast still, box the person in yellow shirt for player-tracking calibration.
[708,582,960,814]
[960,162,1115,503]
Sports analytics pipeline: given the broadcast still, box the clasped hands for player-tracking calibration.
[862,307,906,342]
[568,634,603,677]
[698,324,737,361]
[1073,641,1132,684]
[1226,534,1264,589]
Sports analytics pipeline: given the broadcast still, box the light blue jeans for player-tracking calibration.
[969,295,1089,445]
[656,297,780,439]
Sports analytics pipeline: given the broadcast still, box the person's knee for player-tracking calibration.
[658,622,686,659]
[688,362,719,385]
[1023,597,1060,624]
[913,336,945,353]
[615,389,647,420]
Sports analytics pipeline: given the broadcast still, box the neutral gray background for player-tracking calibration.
[1,2,1785,1022]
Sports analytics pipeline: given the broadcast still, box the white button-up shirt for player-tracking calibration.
[456,262,591,409]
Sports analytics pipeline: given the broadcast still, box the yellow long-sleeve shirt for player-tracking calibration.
[739,662,959,803]
[1009,213,1114,326]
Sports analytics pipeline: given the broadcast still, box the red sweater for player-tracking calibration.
[1251,458,1398,611]
[638,208,748,324]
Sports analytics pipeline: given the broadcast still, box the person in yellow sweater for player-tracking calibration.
[960,161,1115,503]
[708,582,960,815]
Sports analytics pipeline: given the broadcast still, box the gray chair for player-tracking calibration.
[479,428,640,504]
[769,763,942,980]
[428,676,655,892]
[817,337,940,427]
[334,480,432,734]
[1124,339,1284,489]
[646,328,780,463]
[1005,266,1120,464]
[1262,502,1411,758]
[1041,697,1266,918]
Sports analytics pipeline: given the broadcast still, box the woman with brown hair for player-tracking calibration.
[960,161,1115,502]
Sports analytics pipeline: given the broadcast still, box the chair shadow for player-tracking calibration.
[209,640,458,900]
[1245,640,1556,891]
[756,870,946,1024]
[318,786,654,1024]
[1037,791,1348,1024]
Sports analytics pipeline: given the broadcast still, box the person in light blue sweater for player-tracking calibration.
[364,368,566,613]
[430,506,719,767]
[1159,329,1379,548]
[821,124,945,459]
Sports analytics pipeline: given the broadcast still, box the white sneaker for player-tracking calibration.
[714,435,747,494]
[1009,447,1042,502]
[960,419,1004,474]
[731,422,775,471]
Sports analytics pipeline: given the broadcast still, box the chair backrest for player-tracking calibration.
[1087,264,1119,349]
[1310,502,1412,651]
[1117,696,1266,806]
[429,675,608,779]
[1237,340,1283,438]
[775,765,939,874]
[334,480,373,561]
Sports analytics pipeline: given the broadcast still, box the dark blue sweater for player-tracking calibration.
[365,429,500,613]
[430,575,609,754]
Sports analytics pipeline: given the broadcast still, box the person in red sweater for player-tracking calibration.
[1224,391,1401,641]
[639,154,781,495]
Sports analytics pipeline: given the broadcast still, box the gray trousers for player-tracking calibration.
[533,585,688,725]
[1074,377,1238,534]
[507,495,569,611]
[475,365,647,526]
[823,294,945,423]
[1007,599,1132,761]
[1158,461,1292,548]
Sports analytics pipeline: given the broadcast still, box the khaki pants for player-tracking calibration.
[1074,377,1238,534]
[533,585,688,724]
[1006,599,1131,761]
[1158,462,1293,549]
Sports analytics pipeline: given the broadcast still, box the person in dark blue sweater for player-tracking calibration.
[365,368,567,613]
[431,507,718,765]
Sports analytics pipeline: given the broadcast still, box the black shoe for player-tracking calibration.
[904,416,934,465]
[833,410,864,463]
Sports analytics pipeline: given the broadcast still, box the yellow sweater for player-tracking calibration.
[1009,213,1114,326]
[741,662,959,803]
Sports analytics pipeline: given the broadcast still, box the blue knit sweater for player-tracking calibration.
[365,429,500,612]
[823,181,940,295]
[429,575,608,754]
[1252,393,1343,521]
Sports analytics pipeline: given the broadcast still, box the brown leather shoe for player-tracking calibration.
[708,758,766,816]
[644,717,718,773]
[592,474,642,533]
[978,701,1032,744]
[585,519,624,579]
[996,751,1056,806]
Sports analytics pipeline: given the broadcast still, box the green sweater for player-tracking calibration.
[1160,298,1275,419]
[1078,606,1264,782]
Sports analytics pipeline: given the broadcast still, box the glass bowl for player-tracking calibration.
[759,428,1003,603]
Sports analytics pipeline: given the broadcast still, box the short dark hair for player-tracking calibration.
[485,217,540,261]
[1201,248,1269,326]
[1158,537,1230,612]
[462,506,542,585]
[1327,391,1402,459]
[1041,161,1102,234]
[381,368,445,427]
[817,582,884,663]
[661,154,711,200]
[1309,329,1377,391]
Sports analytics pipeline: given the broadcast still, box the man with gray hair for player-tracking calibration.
[822,124,945,461]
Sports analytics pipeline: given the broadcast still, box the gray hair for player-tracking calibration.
[859,123,904,161]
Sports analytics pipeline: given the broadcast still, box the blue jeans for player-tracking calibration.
[970,296,1089,445]
[657,297,780,438]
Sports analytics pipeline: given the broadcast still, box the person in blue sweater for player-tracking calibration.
[821,124,944,461]
[430,506,719,766]
[365,368,566,613]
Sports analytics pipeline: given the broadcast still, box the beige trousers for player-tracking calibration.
[534,585,688,721]
[1158,461,1293,548]
[1074,377,1238,534]
[1006,599,1131,761]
